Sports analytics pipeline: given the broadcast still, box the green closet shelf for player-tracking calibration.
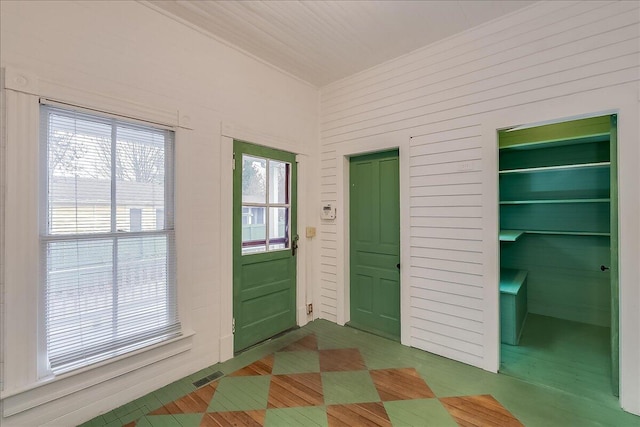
[524,230,610,237]
[499,132,610,151]
[500,198,610,205]
[499,230,524,242]
[499,161,610,174]
[499,229,610,240]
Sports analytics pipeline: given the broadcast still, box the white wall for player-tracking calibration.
[319,0,640,415]
[0,1,319,425]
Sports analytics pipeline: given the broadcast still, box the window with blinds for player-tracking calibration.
[40,104,179,374]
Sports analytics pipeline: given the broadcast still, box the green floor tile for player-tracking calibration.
[265,406,328,426]
[101,410,119,424]
[384,399,457,426]
[272,350,320,374]
[208,375,271,412]
[113,401,140,419]
[135,415,180,427]
[119,407,146,424]
[171,413,205,426]
[77,416,105,427]
[103,419,123,427]
[153,383,188,405]
[133,393,164,413]
[321,371,380,405]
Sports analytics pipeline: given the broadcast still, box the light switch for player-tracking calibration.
[306,227,316,238]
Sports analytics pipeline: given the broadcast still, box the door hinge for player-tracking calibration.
[232,317,235,334]
[232,152,236,170]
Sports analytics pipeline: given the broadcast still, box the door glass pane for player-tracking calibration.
[269,207,288,250]
[242,155,266,204]
[269,161,288,204]
[242,206,266,254]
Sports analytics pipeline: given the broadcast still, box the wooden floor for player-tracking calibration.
[82,319,639,427]
[500,313,614,404]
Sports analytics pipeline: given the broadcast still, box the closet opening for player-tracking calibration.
[497,115,618,403]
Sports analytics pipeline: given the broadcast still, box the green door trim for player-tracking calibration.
[232,140,298,352]
[610,115,619,396]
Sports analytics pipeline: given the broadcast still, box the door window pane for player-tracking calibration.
[269,207,288,251]
[269,161,288,204]
[242,205,266,251]
[242,155,266,204]
[240,153,291,255]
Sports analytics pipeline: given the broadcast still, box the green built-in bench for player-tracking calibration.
[500,269,528,345]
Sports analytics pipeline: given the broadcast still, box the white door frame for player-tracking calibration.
[334,135,411,345]
[479,84,639,414]
[219,122,309,361]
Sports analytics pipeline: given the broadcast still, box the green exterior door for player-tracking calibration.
[349,150,400,340]
[233,140,297,352]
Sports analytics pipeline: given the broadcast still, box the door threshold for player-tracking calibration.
[345,322,400,343]
[234,326,299,356]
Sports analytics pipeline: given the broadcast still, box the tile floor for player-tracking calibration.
[81,320,640,427]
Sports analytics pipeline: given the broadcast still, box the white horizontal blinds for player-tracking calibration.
[40,104,178,374]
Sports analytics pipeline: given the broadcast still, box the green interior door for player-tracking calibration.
[233,140,297,352]
[349,150,400,340]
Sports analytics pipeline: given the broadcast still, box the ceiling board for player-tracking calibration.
[146,0,536,87]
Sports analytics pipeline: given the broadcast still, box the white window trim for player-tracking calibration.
[1,66,194,417]
[38,102,180,377]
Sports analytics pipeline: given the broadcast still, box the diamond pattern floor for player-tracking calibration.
[86,330,524,426]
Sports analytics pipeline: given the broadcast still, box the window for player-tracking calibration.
[40,104,179,374]
[241,154,291,254]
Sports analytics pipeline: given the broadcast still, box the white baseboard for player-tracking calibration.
[219,334,234,362]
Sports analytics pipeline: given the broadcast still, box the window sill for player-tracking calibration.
[1,330,195,418]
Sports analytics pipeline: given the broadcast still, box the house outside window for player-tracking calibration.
[40,104,179,374]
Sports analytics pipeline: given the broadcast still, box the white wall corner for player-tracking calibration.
[480,118,501,373]
[219,134,234,362]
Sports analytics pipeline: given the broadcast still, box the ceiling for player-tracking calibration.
[145,1,536,87]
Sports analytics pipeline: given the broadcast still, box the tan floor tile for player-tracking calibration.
[319,348,366,372]
[279,334,318,352]
[268,373,324,408]
[327,402,391,427]
[229,355,274,376]
[440,394,524,427]
[200,410,265,426]
[370,368,434,401]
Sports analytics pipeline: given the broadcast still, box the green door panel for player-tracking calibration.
[233,140,297,352]
[349,150,400,340]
